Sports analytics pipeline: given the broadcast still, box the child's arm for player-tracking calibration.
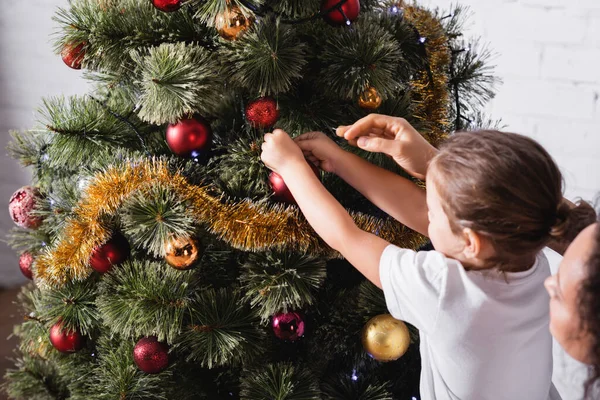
[261,130,389,288]
[296,132,429,236]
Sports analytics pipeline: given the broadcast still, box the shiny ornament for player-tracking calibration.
[166,116,212,158]
[133,336,169,374]
[272,311,305,342]
[49,321,84,353]
[164,236,200,270]
[321,0,360,26]
[61,42,86,70]
[151,0,182,12]
[89,234,130,273]
[215,5,253,40]
[358,87,383,110]
[362,314,410,362]
[246,97,280,129]
[9,186,42,229]
[19,252,34,280]
[269,162,320,204]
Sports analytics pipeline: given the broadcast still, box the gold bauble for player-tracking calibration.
[358,86,383,110]
[164,236,200,270]
[361,314,410,362]
[215,5,253,41]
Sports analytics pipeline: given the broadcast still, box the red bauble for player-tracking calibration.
[166,117,212,158]
[151,0,182,12]
[89,234,130,273]
[19,252,34,280]
[321,0,360,25]
[272,311,305,342]
[9,186,42,229]
[133,336,170,374]
[245,97,280,129]
[49,321,84,353]
[61,42,86,70]
[269,162,320,204]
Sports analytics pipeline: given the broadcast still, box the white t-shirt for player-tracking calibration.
[380,245,561,400]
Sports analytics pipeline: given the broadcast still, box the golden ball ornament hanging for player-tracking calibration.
[358,86,383,110]
[164,236,200,270]
[361,314,410,362]
[215,5,253,41]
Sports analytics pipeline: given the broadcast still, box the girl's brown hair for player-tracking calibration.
[429,130,596,271]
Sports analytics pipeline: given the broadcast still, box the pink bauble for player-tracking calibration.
[9,186,42,229]
[272,311,305,342]
[19,252,34,280]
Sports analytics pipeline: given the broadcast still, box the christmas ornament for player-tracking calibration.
[358,86,383,110]
[89,233,130,273]
[166,116,212,158]
[61,42,86,70]
[269,162,320,204]
[215,5,253,40]
[151,0,182,12]
[49,321,84,353]
[133,336,169,374]
[9,186,42,229]
[321,0,360,26]
[19,252,34,280]
[272,311,305,342]
[164,236,200,270]
[246,97,280,129]
[362,314,410,362]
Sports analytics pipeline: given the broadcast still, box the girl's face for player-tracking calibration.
[425,172,468,262]
[545,223,597,363]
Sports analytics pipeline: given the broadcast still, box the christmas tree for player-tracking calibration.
[4,1,496,399]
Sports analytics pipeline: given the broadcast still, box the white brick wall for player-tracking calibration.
[0,2,598,397]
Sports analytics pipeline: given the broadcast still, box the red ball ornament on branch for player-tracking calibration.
[89,234,130,274]
[133,336,170,374]
[321,0,360,26]
[61,42,87,70]
[272,311,305,342]
[49,321,84,353]
[166,116,212,158]
[246,97,280,129]
[19,252,34,280]
[9,186,43,229]
[151,0,182,12]
[269,162,320,205]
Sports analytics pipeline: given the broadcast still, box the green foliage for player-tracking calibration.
[321,374,393,400]
[240,252,327,320]
[317,15,405,100]
[96,260,196,343]
[7,228,51,255]
[240,362,321,400]
[177,288,264,368]
[4,356,69,400]
[221,18,308,96]
[132,43,223,124]
[120,184,197,257]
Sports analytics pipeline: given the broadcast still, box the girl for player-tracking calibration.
[261,114,591,399]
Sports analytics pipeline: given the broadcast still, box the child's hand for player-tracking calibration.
[261,129,304,174]
[295,132,346,174]
[336,114,438,180]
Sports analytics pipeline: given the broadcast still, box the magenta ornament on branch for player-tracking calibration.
[133,336,170,374]
[19,252,34,280]
[321,0,360,26]
[8,186,43,229]
[49,321,84,353]
[151,0,182,12]
[61,42,86,70]
[272,311,305,342]
[269,162,320,205]
[166,116,212,158]
[245,97,280,129]
[89,234,130,274]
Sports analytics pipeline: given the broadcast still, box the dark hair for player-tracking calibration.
[430,130,596,271]
[579,218,600,398]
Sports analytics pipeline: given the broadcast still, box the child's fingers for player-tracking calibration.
[342,114,388,140]
[296,140,316,152]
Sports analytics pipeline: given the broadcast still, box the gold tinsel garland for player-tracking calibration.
[36,6,451,287]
